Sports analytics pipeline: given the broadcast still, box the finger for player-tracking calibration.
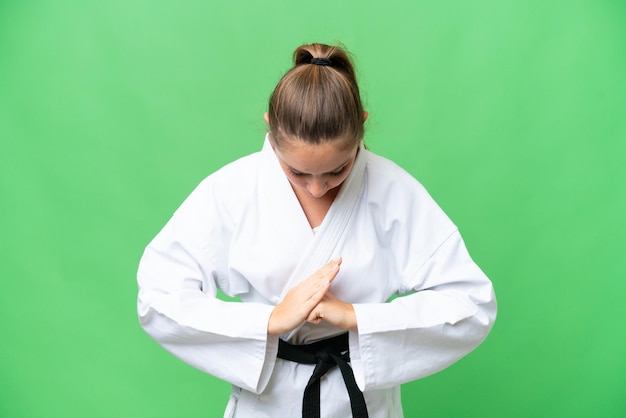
[306,279,330,304]
[320,259,341,282]
[329,256,342,266]
[307,317,323,325]
[295,257,342,301]
[325,264,340,283]
[319,257,342,276]
[304,261,340,289]
[307,307,324,324]
[328,256,342,268]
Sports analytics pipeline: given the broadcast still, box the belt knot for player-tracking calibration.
[277,333,369,418]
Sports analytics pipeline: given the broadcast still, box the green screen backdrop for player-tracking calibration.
[1,1,625,417]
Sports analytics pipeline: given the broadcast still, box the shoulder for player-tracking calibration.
[191,151,261,203]
[204,151,262,190]
[362,149,457,236]
[363,150,432,203]
[170,151,262,230]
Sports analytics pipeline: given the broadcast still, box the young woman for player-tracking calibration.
[137,43,497,418]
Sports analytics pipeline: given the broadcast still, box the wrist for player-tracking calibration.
[267,308,284,335]
[344,304,357,329]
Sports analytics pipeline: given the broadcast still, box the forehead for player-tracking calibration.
[273,138,358,174]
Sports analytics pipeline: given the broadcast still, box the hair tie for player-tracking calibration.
[310,57,332,66]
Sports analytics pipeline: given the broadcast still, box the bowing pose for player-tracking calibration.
[137,42,497,418]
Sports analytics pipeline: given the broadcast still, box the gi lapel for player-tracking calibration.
[276,140,367,302]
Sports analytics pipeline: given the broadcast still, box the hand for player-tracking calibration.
[307,292,357,330]
[268,257,342,335]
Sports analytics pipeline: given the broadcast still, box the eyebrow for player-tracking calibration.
[288,159,351,175]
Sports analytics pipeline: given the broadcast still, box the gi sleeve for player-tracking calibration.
[137,178,279,394]
[350,230,496,390]
[348,173,497,391]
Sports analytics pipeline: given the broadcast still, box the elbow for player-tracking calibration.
[471,288,498,344]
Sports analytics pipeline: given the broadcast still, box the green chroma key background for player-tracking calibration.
[1,1,624,417]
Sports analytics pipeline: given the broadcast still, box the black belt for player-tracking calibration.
[277,333,369,418]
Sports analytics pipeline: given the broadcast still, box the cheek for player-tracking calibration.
[328,173,350,189]
[287,176,307,189]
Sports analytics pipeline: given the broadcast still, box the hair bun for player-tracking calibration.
[293,43,356,80]
[294,49,314,66]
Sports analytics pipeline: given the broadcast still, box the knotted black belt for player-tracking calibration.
[277,333,369,418]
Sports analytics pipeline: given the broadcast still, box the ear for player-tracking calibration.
[264,112,275,149]
[363,111,369,122]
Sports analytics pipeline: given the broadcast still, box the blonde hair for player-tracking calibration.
[268,43,364,146]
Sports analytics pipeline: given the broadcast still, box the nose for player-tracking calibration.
[306,179,328,197]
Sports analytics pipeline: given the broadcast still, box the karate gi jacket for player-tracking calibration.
[137,136,497,417]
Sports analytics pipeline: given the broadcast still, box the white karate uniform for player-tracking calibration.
[137,136,497,418]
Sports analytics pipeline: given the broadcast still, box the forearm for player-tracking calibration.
[140,298,279,393]
[307,294,357,330]
[350,290,495,390]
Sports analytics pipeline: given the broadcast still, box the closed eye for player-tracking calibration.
[289,168,306,177]
[287,162,349,178]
